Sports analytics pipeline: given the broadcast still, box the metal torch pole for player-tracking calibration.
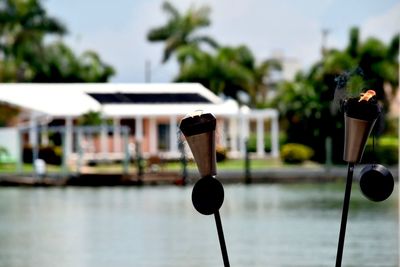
[214,211,230,267]
[335,162,355,267]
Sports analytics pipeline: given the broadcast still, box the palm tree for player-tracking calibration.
[175,44,280,107]
[31,42,115,82]
[323,27,398,105]
[175,45,251,103]
[270,27,399,163]
[0,0,115,83]
[0,0,66,81]
[78,51,115,82]
[252,58,281,105]
[147,1,218,63]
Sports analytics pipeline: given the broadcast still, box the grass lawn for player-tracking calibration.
[161,158,321,171]
[0,158,322,174]
[0,163,65,173]
[0,163,137,174]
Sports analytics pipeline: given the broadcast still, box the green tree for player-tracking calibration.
[0,0,115,82]
[0,0,66,81]
[175,44,280,107]
[252,58,281,105]
[271,27,399,163]
[148,2,281,106]
[31,42,114,82]
[147,1,218,63]
[175,45,252,103]
[77,111,103,126]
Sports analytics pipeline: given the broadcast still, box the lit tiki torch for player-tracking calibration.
[343,90,379,163]
[179,111,230,267]
[335,89,380,267]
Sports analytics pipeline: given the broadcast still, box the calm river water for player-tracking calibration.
[0,183,398,267]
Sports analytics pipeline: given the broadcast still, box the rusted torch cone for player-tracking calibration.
[185,132,216,177]
[179,112,217,177]
[343,115,377,163]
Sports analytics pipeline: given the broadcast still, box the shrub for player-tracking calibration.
[23,145,62,165]
[362,136,398,165]
[281,143,314,164]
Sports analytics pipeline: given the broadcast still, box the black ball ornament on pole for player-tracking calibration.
[179,111,230,267]
[359,164,394,202]
[192,175,225,215]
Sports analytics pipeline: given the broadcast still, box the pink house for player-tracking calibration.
[0,83,279,164]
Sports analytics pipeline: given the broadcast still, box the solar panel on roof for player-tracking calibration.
[88,93,211,104]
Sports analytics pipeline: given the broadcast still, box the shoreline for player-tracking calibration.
[0,165,397,187]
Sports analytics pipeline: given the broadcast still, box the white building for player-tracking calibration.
[0,83,279,163]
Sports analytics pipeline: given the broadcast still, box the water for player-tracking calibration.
[0,183,398,267]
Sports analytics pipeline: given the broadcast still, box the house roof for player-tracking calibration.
[88,92,212,104]
[0,83,237,118]
[81,83,222,104]
[0,83,100,117]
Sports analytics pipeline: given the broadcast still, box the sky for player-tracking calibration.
[43,0,400,83]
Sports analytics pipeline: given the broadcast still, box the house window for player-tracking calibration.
[157,124,170,151]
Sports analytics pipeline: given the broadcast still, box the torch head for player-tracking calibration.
[343,90,380,163]
[343,115,376,163]
[179,111,217,177]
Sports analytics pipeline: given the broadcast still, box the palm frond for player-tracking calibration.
[387,34,399,62]
[147,26,172,41]
[176,45,206,65]
[148,2,214,64]
[162,1,180,19]
[163,36,185,62]
[188,5,211,28]
[190,36,219,49]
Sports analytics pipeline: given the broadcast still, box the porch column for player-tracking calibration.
[256,117,265,157]
[87,133,94,153]
[271,113,279,158]
[41,124,49,146]
[229,116,238,153]
[169,115,178,154]
[239,113,249,156]
[113,117,121,153]
[217,119,226,148]
[100,120,108,157]
[76,128,83,173]
[135,116,143,141]
[65,117,73,162]
[29,115,38,146]
[149,117,157,154]
[135,116,144,158]
[16,128,22,173]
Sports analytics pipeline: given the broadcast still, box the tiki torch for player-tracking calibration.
[179,111,230,267]
[335,90,381,267]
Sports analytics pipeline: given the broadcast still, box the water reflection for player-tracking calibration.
[0,183,398,267]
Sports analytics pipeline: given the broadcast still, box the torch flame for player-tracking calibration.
[358,90,376,102]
